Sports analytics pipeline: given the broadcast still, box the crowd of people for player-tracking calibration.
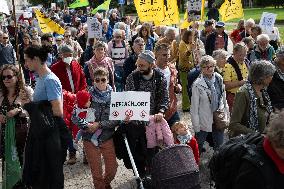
[0,6,284,189]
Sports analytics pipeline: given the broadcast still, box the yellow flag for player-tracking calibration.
[219,0,244,22]
[134,0,165,22]
[34,9,65,35]
[154,0,179,26]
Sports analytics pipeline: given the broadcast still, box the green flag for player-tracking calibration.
[91,0,111,14]
[3,118,21,189]
[69,0,89,9]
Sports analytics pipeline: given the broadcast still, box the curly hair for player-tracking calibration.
[0,64,23,97]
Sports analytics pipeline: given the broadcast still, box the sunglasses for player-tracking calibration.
[3,37,8,39]
[2,75,15,80]
[95,78,107,83]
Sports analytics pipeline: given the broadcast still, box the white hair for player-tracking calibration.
[164,27,177,37]
[245,18,255,27]
[113,29,123,36]
[257,34,270,42]
[114,22,126,31]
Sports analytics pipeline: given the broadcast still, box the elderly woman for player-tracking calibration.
[212,49,228,75]
[84,41,115,89]
[0,64,33,177]
[229,60,276,138]
[233,111,284,189]
[191,55,229,153]
[250,34,275,62]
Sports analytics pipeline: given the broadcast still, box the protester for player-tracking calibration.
[230,19,245,44]
[137,24,155,51]
[41,33,57,67]
[78,24,88,51]
[0,64,33,177]
[268,46,284,110]
[251,25,262,41]
[63,30,83,60]
[229,61,275,138]
[205,21,228,56]
[212,49,228,75]
[191,55,229,153]
[23,45,71,188]
[265,26,281,51]
[200,20,215,45]
[250,34,275,62]
[206,3,219,21]
[242,37,255,61]
[18,34,31,84]
[73,67,119,189]
[233,110,284,189]
[0,32,16,67]
[155,43,181,127]
[237,18,255,41]
[223,43,249,112]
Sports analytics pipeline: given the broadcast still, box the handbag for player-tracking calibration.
[213,108,229,130]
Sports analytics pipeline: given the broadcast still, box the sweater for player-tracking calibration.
[0,43,16,67]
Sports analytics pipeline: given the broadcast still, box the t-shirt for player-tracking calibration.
[223,63,248,94]
[157,67,171,90]
[33,72,62,102]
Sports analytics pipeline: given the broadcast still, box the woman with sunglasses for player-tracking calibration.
[191,55,229,153]
[0,64,33,185]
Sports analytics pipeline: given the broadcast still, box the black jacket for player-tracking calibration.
[205,32,228,56]
[267,70,284,109]
[233,141,284,189]
[22,101,71,189]
[122,53,138,86]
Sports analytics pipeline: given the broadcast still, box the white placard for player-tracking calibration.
[186,0,202,22]
[109,91,151,121]
[23,11,32,18]
[51,3,56,10]
[87,17,102,39]
[259,12,277,34]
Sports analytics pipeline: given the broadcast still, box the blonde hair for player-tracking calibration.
[171,121,188,140]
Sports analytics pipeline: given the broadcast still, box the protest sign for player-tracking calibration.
[23,11,33,19]
[259,12,277,34]
[186,0,205,22]
[134,0,165,22]
[109,91,151,121]
[219,0,244,22]
[0,0,10,15]
[154,0,179,26]
[51,3,57,10]
[87,17,102,39]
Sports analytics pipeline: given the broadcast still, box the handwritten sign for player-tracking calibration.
[134,0,165,22]
[34,9,65,35]
[259,12,277,34]
[87,17,102,39]
[186,0,203,22]
[219,0,244,22]
[109,91,150,121]
[154,0,179,25]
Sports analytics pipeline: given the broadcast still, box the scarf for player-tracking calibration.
[204,74,220,112]
[263,137,284,174]
[177,133,193,144]
[91,85,112,104]
[246,82,273,131]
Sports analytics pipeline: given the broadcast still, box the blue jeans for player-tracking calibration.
[167,111,181,128]
[196,128,224,153]
[114,65,124,92]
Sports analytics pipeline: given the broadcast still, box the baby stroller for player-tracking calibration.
[151,145,201,189]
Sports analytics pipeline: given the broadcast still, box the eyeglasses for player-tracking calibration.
[2,75,15,80]
[95,78,107,83]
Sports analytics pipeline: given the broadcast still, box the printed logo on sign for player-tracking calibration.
[125,109,134,117]
[112,111,119,118]
[140,110,147,118]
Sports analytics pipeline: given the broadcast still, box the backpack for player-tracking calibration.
[208,133,274,189]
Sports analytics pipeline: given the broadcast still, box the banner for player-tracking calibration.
[259,12,277,34]
[134,0,165,22]
[34,9,65,35]
[186,0,205,22]
[69,0,89,9]
[91,0,111,14]
[0,0,10,15]
[154,0,179,26]
[109,91,150,121]
[219,0,244,22]
[87,17,103,38]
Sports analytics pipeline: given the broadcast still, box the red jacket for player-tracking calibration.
[175,137,200,165]
[51,59,87,93]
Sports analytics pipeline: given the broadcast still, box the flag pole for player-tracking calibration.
[12,0,25,88]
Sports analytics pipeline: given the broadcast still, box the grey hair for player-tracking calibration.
[249,60,276,85]
[233,42,248,53]
[212,49,228,60]
[164,27,177,37]
[266,110,284,148]
[200,55,216,68]
[115,22,126,31]
[160,26,167,37]
[245,18,255,27]
[113,29,123,36]
[134,37,144,44]
[257,34,270,43]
